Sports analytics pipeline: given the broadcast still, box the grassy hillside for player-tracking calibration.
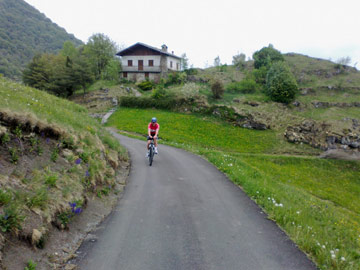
[107,107,360,270]
[0,76,127,268]
[0,0,83,79]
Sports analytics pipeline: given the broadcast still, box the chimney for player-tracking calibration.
[161,44,168,52]
[172,51,174,54]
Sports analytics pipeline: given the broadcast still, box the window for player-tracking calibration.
[148,60,154,67]
[176,63,179,70]
[123,72,127,78]
[170,61,173,68]
[128,60,133,66]
[145,72,149,79]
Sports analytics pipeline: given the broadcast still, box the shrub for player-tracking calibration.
[151,86,168,100]
[265,62,298,104]
[211,80,225,99]
[165,72,186,86]
[226,79,258,94]
[137,80,154,91]
[184,68,198,75]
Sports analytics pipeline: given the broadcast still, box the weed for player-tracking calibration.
[45,174,58,187]
[0,205,24,233]
[57,211,71,227]
[97,186,111,198]
[51,147,59,162]
[24,259,37,270]
[36,145,43,156]
[13,125,22,139]
[26,189,48,210]
[79,151,90,163]
[9,147,19,164]
[1,132,10,144]
[0,189,12,205]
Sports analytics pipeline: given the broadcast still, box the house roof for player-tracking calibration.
[116,42,181,59]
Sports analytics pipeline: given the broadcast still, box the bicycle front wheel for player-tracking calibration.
[149,147,153,166]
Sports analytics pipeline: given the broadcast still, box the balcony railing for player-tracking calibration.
[122,66,162,72]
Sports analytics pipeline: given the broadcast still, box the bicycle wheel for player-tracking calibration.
[149,145,153,166]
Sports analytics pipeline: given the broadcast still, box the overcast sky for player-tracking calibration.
[24,0,360,69]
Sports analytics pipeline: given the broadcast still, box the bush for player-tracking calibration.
[166,72,186,86]
[151,86,168,100]
[265,62,298,104]
[137,80,154,91]
[184,68,198,75]
[226,79,258,94]
[120,96,187,110]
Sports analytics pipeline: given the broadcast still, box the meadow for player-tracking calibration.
[107,107,360,270]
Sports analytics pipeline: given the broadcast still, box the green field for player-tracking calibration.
[108,107,360,270]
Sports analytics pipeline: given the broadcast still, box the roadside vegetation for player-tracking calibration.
[0,76,128,267]
[107,107,360,270]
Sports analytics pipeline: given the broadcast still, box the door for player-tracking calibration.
[138,60,143,71]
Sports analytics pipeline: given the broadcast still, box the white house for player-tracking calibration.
[116,42,181,82]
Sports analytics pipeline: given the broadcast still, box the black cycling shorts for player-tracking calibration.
[147,135,157,140]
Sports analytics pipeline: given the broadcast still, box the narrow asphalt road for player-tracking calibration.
[75,132,317,270]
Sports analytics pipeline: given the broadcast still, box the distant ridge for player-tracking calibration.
[0,0,83,79]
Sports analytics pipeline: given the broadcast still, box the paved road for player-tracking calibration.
[76,133,316,270]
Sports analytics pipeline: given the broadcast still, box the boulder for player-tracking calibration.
[31,229,42,246]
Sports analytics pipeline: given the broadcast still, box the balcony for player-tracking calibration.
[122,65,162,73]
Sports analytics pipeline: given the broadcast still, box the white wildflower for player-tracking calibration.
[331,254,336,259]
[341,257,345,261]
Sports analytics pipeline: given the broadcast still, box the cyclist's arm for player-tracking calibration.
[155,124,160,137]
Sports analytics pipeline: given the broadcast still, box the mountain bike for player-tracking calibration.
[148,138,155,166]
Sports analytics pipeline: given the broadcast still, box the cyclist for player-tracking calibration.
[147,117,160,156]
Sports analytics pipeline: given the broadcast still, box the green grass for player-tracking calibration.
[107,107,360,270]
[0,76,127,234]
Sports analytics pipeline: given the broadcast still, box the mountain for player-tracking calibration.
[0,0,83,80]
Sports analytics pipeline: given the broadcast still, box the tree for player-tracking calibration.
[180,53,189,70]
[84,33,118,79]
[252,44,284,69]
[232,52,246,70]
[211,79,224,99]
[336,56,351,66]
[214,56,221,67]
[265,62,298,104]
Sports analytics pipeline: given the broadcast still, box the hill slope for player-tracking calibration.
[0,0,83,79]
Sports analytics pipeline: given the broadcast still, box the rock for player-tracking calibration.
[107,149,119,170]
[244,101,260,107]
[62,149,73,159]
[349,141,360,148]
[112,98,118,106]
[31,229,42,246]
[292,101,300,107]
[233,98,241,103]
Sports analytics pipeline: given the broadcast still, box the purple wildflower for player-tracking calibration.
[74,208,82,214]
[41,132,45,138]
[69,202,76,208]
[85,170,90,177]
[46,138,50,143]
[75,158,82,165]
